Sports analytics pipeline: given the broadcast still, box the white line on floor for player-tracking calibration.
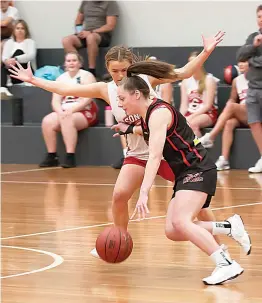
[1,180,261,191]
[2,201,262,241]
[1,245,64,279]
[1,167,61,175]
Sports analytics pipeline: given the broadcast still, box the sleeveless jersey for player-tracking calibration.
[108,74,159,160]
[58,69,95,111]
[141,99,216,180]
[183,74,218,114]
[235,74,248,105]
[155,83,174,104]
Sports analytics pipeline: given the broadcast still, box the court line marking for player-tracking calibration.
[1,201,262,241]
[1,245,64,279]
[1,167,61,175]
[1,180,261,191]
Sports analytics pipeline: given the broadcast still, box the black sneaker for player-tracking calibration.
[111,157,124,169]
[61,154,76,168]
[39,154,59,167]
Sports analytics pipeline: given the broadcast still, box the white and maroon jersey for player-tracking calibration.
[183,74,218,114]
[235,74,248,105]
[58,69,94,110]
[108,74,159,160]
[155,83,174,105]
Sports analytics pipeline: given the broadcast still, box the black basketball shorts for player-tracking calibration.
[171,168,217,209]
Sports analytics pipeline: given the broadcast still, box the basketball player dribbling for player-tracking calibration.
[115,60,251,284]
[8,31,249,278]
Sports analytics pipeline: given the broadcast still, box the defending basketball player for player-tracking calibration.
[115,62,251,285]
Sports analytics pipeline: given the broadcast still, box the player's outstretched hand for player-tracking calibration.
[202,31,225,54]
[9,61,33,83]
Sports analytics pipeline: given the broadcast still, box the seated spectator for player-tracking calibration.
[39,52,98,168]
[180,51,218,138]
[1,1,19,42]
[147,56,174,104]
[200,60,249,170]
[62,1,118,77]
[1,19,36,92]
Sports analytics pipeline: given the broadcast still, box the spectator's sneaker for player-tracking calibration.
[0,87,13,99]
[111,157,124,169]
[39,154,59,167]
[227,214,252,255]
[215,156,230,171]
[61,154,76,168]
[90,248,100,259]
[200,133,214,148]
[248,158,262,173]
[202,261,244,285]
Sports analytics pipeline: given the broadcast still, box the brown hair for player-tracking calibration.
[105,45,139,67]
[65,51,84,67]
[12,19,31,40]
[126,60,177,80]
[119,59,178,98]
[189,51,207,95]
[257,5,262,13]
[120,76,150,99]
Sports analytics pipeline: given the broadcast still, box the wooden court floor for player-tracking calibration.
[1,165,262,303]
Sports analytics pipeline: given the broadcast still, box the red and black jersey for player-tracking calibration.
[141,99,216,181]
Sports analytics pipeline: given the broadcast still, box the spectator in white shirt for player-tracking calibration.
[1,19,36,88]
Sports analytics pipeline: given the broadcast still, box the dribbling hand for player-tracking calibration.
[202,31,225,54]
[9,61,33,83]
[130,192,150,221]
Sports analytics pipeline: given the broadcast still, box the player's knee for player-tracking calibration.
[165,228,176,240]
[112,190,130,207]
[165,226,183,241]
[171,217,187,235]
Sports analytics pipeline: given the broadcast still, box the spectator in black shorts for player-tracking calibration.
[62,1,119,77]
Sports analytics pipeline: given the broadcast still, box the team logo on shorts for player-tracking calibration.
[183,172,203,184]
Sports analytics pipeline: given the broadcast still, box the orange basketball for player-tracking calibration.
[96,226,133,263]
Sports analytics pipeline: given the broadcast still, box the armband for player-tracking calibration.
[118,125,134,135]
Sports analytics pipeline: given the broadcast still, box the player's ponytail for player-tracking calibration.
[126,60,177,80]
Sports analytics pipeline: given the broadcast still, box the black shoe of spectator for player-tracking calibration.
[39,154,59,167]
[61,154,76,168]
[111,157,124,169]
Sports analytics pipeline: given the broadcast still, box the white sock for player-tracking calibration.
[212,221,231,235]
[123,148,128,157]
[220,156,228,163]
[210,248,232,266]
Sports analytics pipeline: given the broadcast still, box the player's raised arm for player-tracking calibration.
[9,61,106,100]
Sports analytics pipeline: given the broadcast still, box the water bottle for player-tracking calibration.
[105,106,114,127]
[12,98,23,125]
